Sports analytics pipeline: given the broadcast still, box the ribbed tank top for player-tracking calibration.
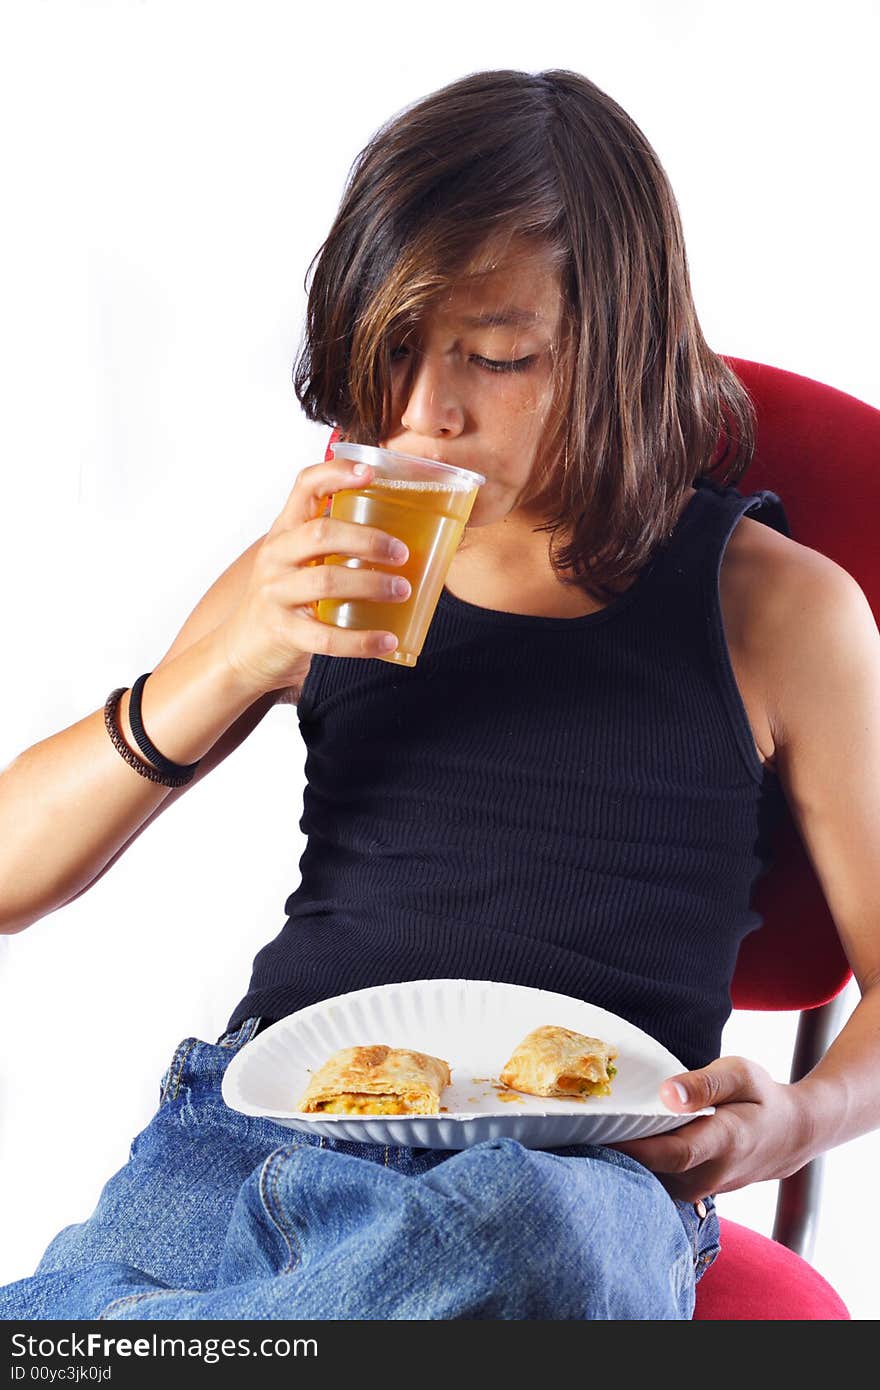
[227,478,791,1069]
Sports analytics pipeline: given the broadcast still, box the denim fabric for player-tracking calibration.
[0,1017,720,1321]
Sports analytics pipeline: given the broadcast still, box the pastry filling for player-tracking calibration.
[555,1062,617,1098]
[313,1093,412,1115]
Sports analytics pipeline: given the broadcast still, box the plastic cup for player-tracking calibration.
[317,442,486,667]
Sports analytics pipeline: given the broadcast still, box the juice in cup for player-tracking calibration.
[317,443,485,667]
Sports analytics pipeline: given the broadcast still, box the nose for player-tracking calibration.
[399,351,465,440]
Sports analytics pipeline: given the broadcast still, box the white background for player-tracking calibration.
[1,0,878,1320]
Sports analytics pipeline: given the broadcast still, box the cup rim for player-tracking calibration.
[331,441,486,489]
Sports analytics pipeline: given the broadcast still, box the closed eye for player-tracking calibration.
[472,355,536,374]
[390,346,536,375]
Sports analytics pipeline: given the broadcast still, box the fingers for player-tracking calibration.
[304,619,402,661]
[610,1056,779,1201]
[272,459,377,533]
[297,561,412,609]
[219,456,414,689]
[613,1116,720,1175]
[610,1116,735,1200]
[296,515,409,570]
[265,462,409,570]
[257,517,410,625]
[659,1056,769,1112]
[226,442,464,685]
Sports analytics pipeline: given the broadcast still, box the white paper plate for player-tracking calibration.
[221,978,712,1150]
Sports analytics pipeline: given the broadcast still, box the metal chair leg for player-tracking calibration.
[771,986,852,1259]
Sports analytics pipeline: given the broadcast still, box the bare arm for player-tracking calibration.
[0,536,287,934]
[0,453,411,936]
[612,546,880,1197]
[762,552,880,1154]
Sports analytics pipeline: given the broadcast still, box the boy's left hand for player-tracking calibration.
[608,1055,812,1202]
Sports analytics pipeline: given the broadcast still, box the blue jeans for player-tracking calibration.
[0,1016,720,1320]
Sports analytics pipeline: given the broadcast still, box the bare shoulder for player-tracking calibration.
[726,514,872,626]
[724,516,878,749]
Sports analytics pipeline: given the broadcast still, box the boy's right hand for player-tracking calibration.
[218,458,410,697]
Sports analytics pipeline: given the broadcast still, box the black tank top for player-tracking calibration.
[227,478,790,1069]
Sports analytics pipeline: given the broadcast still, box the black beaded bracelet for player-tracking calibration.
[103,686,198,788]
[129,672,201,781]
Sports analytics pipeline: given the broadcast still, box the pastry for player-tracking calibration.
[499,1024,618,1099]
[297,1044,451,1115]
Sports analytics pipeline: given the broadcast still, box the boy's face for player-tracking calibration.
[380,242,565,531]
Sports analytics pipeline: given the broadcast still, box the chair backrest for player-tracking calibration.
[721,357,880,1009]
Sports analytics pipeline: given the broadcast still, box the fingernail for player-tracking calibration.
[672,1082,688,1103]
[353,463,370,476]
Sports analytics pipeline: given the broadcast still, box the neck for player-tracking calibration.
[459,506,555,558]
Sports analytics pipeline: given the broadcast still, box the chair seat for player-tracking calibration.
[693,1218,850,1319]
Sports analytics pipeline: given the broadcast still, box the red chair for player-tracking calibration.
[691,356,880,1319]
[324,356,878,1318]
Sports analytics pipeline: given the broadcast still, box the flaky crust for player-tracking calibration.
[499,1024,618,1098]
[297,1044,451,1115]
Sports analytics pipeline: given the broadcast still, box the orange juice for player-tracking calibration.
[317,474,479,666]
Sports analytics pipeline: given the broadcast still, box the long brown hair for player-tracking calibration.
[293,68,755,600]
